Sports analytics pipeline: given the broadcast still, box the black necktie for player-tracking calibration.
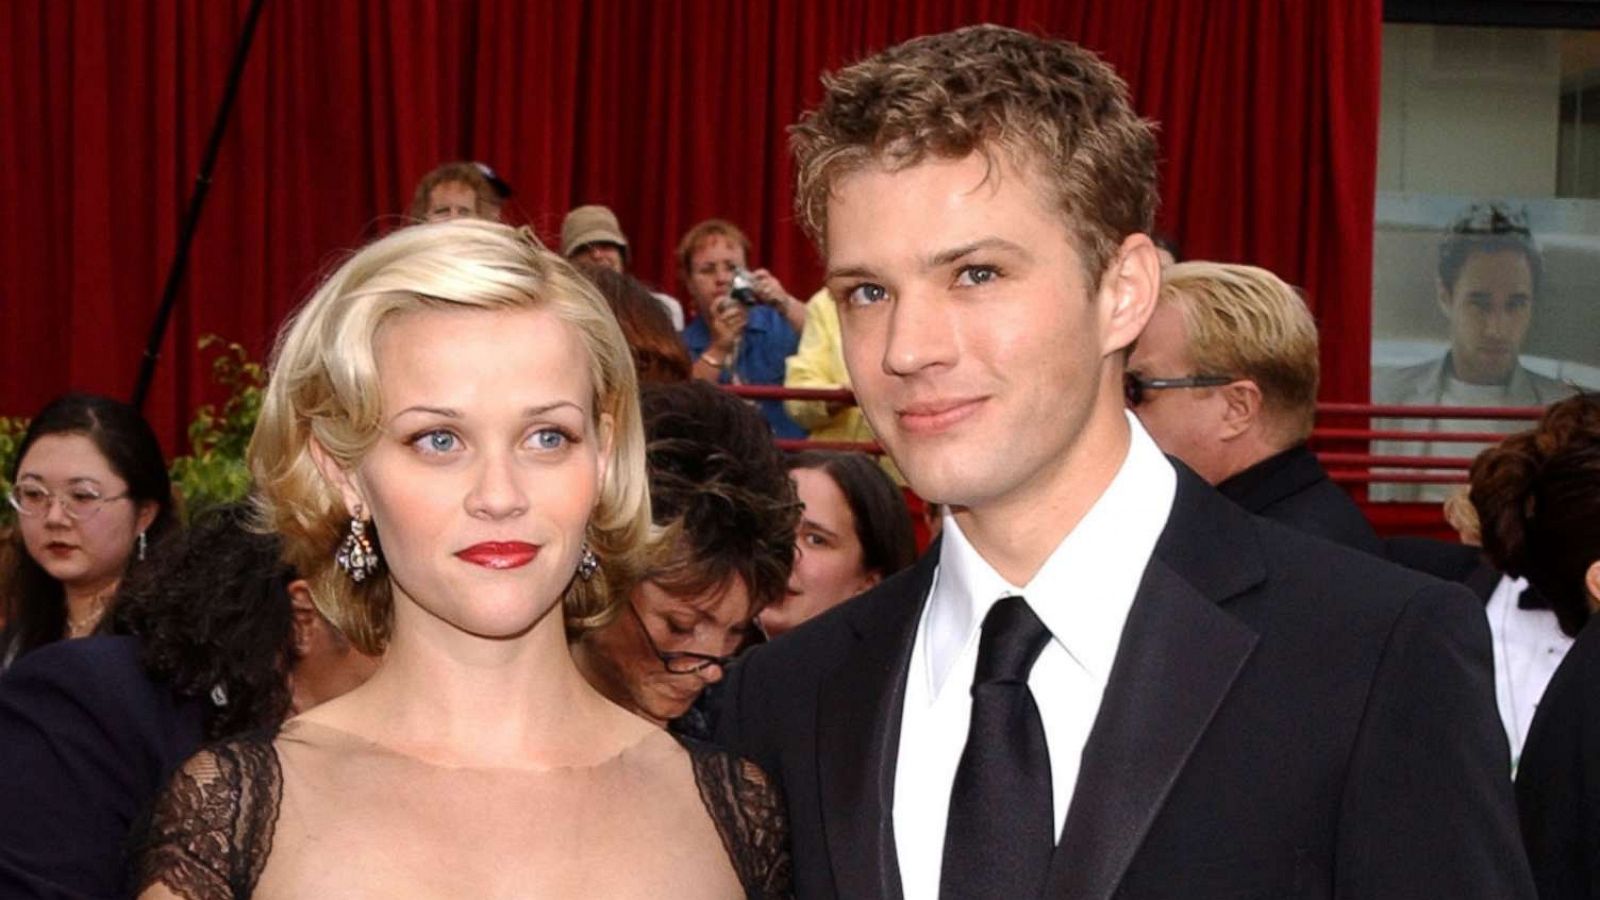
[939,596,1055,900]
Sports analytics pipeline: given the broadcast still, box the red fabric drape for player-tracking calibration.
[0,0,1382,457]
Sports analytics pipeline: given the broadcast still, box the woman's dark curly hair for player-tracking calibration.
[639,382,800,613]
[108,503,299,739]
[1470,393,1600,638]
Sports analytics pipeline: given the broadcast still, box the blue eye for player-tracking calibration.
[954,265,1000,287]
[846,283,887,307]
[412,430,460,455]
[530,428,570,451]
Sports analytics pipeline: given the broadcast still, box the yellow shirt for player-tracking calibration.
[783,290,904,483]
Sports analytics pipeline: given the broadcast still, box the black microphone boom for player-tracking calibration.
[131,0,269,411]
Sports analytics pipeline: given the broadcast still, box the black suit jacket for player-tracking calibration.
[0,635,203,898]
[1215,443,1383,556]
[717,466,1533,899]
[1517,613,1600,898]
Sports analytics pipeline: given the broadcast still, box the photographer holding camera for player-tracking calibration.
[679,218,807,438]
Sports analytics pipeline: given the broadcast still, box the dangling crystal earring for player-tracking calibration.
[577,541,600,581]
[336,508,381,583]
[136,531,147,562]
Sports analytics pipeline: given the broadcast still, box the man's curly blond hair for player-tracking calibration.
[791,24,1160,285]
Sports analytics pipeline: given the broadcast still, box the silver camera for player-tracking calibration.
[730,268,760,306]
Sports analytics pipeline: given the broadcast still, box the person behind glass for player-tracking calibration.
[0,504,377,898]
[1457,394,1600,897]
[406,161,503,223]
[678,218,808,439]
[1,393,175,670]
[573,380,799,730]
[1127,262,1382,555]
[1372,204,1578,502]
[759,451,916,639]
[133,222,790,898]
[577,263,692,384]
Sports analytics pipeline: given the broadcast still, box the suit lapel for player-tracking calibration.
[1047,469,1266,899]
[816,544,937,900]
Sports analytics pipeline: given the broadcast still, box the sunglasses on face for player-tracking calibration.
[1123,372,1239,407]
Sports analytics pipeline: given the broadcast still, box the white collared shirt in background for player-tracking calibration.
[1486,574,1573,769]
[892,413,1177,899]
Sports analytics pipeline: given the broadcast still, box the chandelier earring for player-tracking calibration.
[336,506,382,583]
[137,530,147,562]
[577,540,600,581]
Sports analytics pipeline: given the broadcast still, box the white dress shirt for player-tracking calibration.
[892,414,1177,899]
[1485,575,1573,769]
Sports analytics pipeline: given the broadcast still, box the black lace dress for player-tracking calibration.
[132,728,791,899]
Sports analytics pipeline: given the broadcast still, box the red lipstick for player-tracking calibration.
[455,542,540,570]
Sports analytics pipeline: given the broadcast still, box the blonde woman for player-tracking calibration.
[133,221,789,898]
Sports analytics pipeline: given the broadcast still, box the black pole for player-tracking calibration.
[131,0,269,411]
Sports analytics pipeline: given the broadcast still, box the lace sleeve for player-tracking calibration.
[679,736,794,899]
[130,736,282,900]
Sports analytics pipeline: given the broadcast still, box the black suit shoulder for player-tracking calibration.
[718,554,928,772]
[1215,445,1382,556]
[0,635,204,898]
[1517,614,1600,898]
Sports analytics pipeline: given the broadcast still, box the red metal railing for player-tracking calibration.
[725,385,1547,487]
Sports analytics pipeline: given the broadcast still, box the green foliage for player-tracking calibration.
[0,415,28,528]
[168,336,265,520]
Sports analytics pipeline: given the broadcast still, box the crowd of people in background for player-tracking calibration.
[0,21,1597,900]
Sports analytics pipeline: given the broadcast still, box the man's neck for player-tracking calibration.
[951,409,1131,586]
[1445,352,1514,387]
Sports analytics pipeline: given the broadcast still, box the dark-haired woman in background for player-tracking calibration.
[1,393,175,669]
[758,451,916,639]
[1469,394,1600,897]
[579,264,693,384]
[0,504,377,898]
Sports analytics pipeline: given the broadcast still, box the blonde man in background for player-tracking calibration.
[1128,261,1381,554]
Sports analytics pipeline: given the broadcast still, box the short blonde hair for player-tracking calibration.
[1158,262,1320,442]
[249,220,652,654]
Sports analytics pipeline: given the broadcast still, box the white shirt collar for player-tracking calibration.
[922,413,1177,697]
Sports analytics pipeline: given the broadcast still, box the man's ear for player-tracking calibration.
[1585,560,1600,613]
[1218,380,1263,442]
[288,578,319,656]
[1099,233,1163,357]
[308,436,367,519]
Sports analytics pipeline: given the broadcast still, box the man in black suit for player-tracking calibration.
[1126,261,1382,556]
[715,25,1532,899]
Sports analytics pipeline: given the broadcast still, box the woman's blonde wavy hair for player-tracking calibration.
[249,220,651,655]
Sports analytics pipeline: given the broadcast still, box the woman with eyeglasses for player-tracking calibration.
[1,393,175,669]
[574,381,800,730]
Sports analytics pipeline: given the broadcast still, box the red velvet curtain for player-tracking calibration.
[0,0,1382,456]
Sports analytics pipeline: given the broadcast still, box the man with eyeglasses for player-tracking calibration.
[1127,261,1381,554]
